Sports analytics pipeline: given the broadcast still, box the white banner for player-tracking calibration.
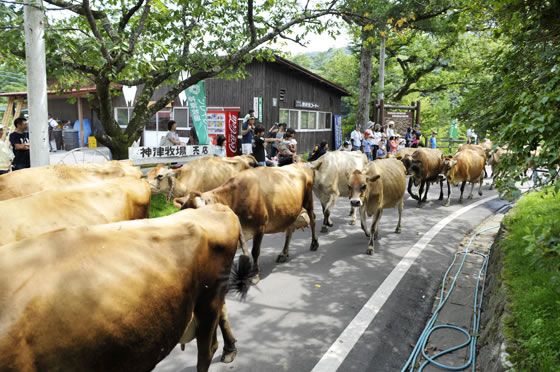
[128,145,212,161]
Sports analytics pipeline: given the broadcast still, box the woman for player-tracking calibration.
[214,134,226,157]
[160,120,185,146]
[411,133,420,148]
[277,128,298,166]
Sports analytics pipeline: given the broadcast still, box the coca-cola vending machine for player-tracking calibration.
[206,107,239,157]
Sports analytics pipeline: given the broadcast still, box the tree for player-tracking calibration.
[0,0,339,159]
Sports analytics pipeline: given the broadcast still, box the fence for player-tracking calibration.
[437,137,467,155]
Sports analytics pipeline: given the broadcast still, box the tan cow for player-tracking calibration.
[348,158,406,254]
[310,151,369,232]
[407,148,445,206]
[146,155,257,200]
[0,178,151,246]
[442,149,486,206]
[178,163,318,281]
[0,160,142,201]
[488,146,509,189]
[0,204,251,372]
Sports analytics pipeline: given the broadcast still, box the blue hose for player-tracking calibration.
[401,226,500,371]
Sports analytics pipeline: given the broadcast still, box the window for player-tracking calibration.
[289,111,299,128]
[115,107,134,129]
[173,107,190,128]
[318,112,332,129]
[279,109,289,124]
[300,111,317,130]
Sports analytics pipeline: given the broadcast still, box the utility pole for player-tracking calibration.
[24,0,49,167]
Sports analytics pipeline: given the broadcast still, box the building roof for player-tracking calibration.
[272,55,350,97]
[0,86,99,98]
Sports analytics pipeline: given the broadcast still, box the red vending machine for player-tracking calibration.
[206,107,240,157]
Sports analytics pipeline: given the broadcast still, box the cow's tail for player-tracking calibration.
[229,254,253,301]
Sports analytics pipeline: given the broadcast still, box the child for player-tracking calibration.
[389,136,398,154]
[377,139,387,159]
[253,126,280,166]
[214,134,226,157]
[363,129,374,161]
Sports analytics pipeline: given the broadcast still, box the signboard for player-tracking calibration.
[225,111,239,157]
[253,97,263,119]
[334,115,343,150]
[186,81,209,145]
[207,112,225,135]
[129,145,212,164]
[295,100,319,110]
[449,119,459,139]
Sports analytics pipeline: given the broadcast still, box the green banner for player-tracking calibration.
[449,119,459,139]
[186,80,209,145]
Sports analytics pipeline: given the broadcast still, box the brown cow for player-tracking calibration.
[146,155,256,200]
[457,143,488,178]
[442,149,486,206]
[488,146,509,189]
[348,158,406,254]
[407,148,445,206]
[0,204,251,372]
[0,160,142,201]
[0,178,151,246]
[179,163,318,281]
[396,148,417,175]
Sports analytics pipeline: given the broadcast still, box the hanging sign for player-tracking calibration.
[122,86,137,107]
[186,80,209,145]
[334,115,343,150]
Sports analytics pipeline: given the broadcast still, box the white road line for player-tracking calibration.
[310,195,499,372]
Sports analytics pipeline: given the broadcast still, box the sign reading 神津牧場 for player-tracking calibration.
[128,145,212,163]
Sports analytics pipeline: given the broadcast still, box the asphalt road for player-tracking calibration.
[153,179,508,372]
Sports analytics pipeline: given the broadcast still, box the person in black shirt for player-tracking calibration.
[308,140,329,161]
[253,125,280,166]
[9,117,30,171]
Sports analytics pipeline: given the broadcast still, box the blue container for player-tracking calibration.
[73,118,92,145]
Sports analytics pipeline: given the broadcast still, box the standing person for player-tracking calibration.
[270,122,286,158]
[160,120,185,146]
[48,114,58,152]
[411,133,420,148]
[389,136,398,155]
[214,134,226,157]
[386,121,396,138]
[240,116,255,155]
[405,127,413,147]
[242,109,255,125]
[350,126,362,151]
[430,132,437,149]
[396,134,405,151]
[277,128,298,166]
[253,125,280,166]
[376,139,387,159]
[362,129,374,161]
[9,117,30,171]
[0,128,14,175]
[308,140,329,161]
[466,128,473,144]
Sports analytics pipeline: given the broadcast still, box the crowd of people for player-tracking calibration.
[340,120,435,160]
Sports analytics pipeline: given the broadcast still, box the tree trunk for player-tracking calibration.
[357,28,374,131]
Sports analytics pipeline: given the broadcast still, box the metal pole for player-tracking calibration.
[24,0,49,167]
[378,34,386,101]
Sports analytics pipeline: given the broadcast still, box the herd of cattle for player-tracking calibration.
[0,141,500,371]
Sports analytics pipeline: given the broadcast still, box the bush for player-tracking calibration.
[501,187,560,370]
[149,194,179,218]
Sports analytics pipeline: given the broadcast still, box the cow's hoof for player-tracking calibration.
[458,199,464,204]
[310,239,319,251]
[321,226,329,233]
[478,191,483,196]
[349,220,356,226]
[180,343,186,351]
[250,274,261,285]
[395,227,401,234]
[444,201,450,207]
[438,196,443,201]
[276,254,289,263]
[221,348,237,363]
[366,247,374,255]
[416,202,423,208]
[467,194,473,199]
[327,220,334,227]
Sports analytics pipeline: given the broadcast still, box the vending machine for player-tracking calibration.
[206,106,240,157]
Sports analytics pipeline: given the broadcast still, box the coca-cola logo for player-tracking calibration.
[228,113,238,153]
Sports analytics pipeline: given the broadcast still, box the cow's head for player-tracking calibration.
[409,159,424,181]
[398,154,413,175]
[179,191,209,210]
[347,169,381,207]
[441,155,457,178]
[145,164,175,194]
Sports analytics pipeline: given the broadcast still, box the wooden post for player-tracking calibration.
[1,97,15,133]
[379,99,385,126]
[415,101,421,126]
[77,96,84,147]
[14,99,24,121]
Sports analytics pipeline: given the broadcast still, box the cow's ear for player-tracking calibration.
[352,169,362,176]
[450,159,458,167]
[309,159,323,171]
[367,174,381,183]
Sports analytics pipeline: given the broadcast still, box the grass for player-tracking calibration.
[149,194,179,218]
[500,187,560,370]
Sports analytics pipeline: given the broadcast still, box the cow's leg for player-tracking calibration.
[251,230,265,283]
[395,199,403,233]
[367,209,383,255]
[478,176,484,196]
[277,228,293,263]
[438,178,444,200]
[444,180,451,207]
[303,189,319,251]
[459,181,467,203]
[360,206,370,237]
[195,301,221,372]
[416,180,425,207]
[407,177,419,200]
[321,194,337,232]
[219,303,237,363]
[468,181,475,199]
[349,205,357,225]
[421,181,430,202]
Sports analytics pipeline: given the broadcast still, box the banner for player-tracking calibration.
[225,111,239,157]
[449,119,459,139]
[334,115,343,150]
[186,81,209,145]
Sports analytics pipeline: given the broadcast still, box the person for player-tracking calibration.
[430,132,437,149]
[270,123,286,158]
[350,126,362,151]
[362,129,374,161]
[240,116,255,155]
[160,120,184,146]
[253,125,281,166]
[0,127,14,175]
[411,133,420,148]
[376,139,387,159]
[242,109,255,125]
[9,117,30,171]
[339,140,352,151]
[308,140,329,161]
[48,113,58,152]
[386,121,396,138]
[396,134,405,151]
[214,134,226,157]
[466,128,473,144]
[277,128,298,166]
[471,130,478,145]
[405,127,413,147]
[389,136,398,155]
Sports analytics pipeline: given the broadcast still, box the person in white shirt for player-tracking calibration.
[386,121,396,138]
[0,127,14,175]
[350,126,362,151]
[48,114,58,152]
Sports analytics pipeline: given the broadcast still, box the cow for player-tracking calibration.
[0,160,142,201]
[178,163,318,282]
[0,178,151,246]
[395,148,417,174]
[0,204,252,372]
[347,158,406,254]
[310,151,369,232]
[457,143,488,178]
[441,149,486,206]
[407,148,445,206]
[146,155,257,200]
[488,146,509,189]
